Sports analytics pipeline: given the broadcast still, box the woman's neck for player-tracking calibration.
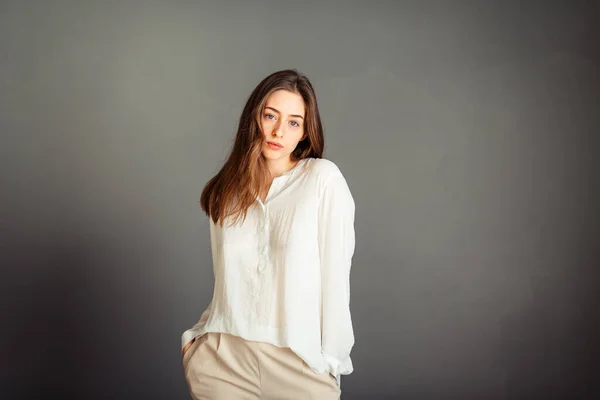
[267,158,299,178]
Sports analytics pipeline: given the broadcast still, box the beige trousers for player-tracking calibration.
[182,332,341,400]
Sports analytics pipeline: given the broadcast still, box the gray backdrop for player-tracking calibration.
[1,1,598,399]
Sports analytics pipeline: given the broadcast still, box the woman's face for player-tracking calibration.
[260,89,306,164]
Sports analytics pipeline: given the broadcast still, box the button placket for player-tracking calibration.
[257,207,270,273]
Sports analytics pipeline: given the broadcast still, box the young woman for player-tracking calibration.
[181,69,356,399]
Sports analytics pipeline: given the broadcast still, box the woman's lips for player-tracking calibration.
[267,141,283,149]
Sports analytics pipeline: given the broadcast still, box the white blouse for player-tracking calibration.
[181,157,355,386]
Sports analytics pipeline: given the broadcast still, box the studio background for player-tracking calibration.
[1,1,598,399]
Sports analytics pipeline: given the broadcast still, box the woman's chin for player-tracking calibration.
[261,149,287,161]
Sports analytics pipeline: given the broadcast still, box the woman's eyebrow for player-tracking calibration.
[265,106,304,120]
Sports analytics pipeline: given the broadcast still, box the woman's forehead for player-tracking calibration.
[265,90,305,117]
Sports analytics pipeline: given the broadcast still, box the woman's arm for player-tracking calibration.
[318,169,356,384]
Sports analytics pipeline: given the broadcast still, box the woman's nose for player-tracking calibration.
[272,123,284,137]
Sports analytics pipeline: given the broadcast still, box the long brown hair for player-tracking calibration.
[200,69,325,226]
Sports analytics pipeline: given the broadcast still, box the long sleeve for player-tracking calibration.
[181,300,212,349]
[181,221,217,350]
[318,170,356,385]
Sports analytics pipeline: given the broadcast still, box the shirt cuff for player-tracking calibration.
[322,352,353,386]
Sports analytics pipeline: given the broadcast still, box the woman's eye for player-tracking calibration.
[290,121,299,127]
[265,113,275,120]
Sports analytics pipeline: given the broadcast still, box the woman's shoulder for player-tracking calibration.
[304,157,345,180]
[305,158,354,205]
